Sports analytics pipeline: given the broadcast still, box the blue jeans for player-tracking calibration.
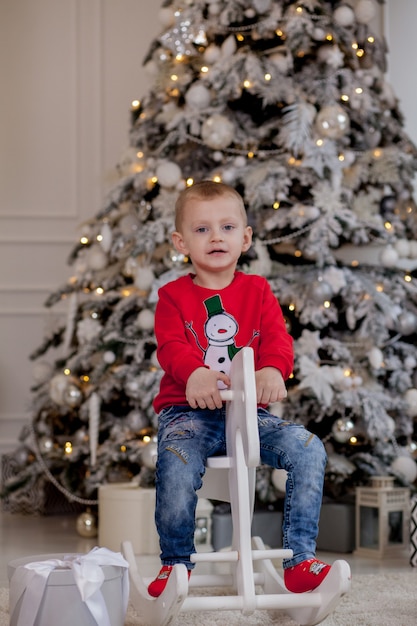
[154,406,327,570]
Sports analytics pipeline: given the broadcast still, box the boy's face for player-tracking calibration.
[172,195,252,277]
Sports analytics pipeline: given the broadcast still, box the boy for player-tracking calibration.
[149,180,331,597]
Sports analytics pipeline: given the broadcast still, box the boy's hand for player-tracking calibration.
[255,367,287,405]
[186,367,231,410]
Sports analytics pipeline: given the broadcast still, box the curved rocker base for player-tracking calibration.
[122,537,351,626]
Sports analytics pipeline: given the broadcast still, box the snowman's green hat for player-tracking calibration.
[204,295,224,318]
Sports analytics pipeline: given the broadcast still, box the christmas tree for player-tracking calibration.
[3,0,417,515]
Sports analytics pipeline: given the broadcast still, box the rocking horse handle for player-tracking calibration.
[219,347,260,468]
[219,390,234,401]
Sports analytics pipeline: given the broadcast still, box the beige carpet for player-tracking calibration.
[2,572,417,625]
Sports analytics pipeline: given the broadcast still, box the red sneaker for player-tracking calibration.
[284,558,331,593]
[148,565,191,598]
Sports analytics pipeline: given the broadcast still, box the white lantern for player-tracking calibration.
[355,476,410,558]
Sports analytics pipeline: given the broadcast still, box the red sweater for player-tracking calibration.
[153,272,294,413]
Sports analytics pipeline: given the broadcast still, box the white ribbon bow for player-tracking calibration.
[9,546,129,626]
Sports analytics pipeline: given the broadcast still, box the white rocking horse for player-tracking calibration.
[122,347,351,626]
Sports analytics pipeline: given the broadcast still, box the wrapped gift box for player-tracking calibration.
[99,483,160,555]
[8,548,129,626]
[99,483,213,554]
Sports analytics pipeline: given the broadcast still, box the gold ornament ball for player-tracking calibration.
[76,510,98,538]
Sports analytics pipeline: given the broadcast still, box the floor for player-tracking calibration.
[0,509,413,588]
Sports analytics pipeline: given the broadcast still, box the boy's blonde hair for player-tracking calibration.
[175,180,247,231]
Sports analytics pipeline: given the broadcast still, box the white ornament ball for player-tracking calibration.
[312,27,326,41]
[88,245,108,271]
[391,456,417,483]
[103,350,117,364]
[221,168,236,184]
[134,267,155,291]
[355,0,377,25]
[394,239,410,259]
[49,374,73,405]
[404,355,417,370]
[156,161,182,188]
[136,309,155,331]
[208,2,221,16]
[185,82,211,109]
[405,388,417,417]
[63,383,83,408]
[367,347,384,369]
[201,114,235,150]
[204,44,221,64]
[315,105,350,139]
[379,245,399,268]
[33,360,54,384]
[234,156,247,168]
[334,5,355,27]
[76,318,102,344]
[271,469,288,493]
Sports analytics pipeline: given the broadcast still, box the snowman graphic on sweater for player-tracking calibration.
[186,294,258,390]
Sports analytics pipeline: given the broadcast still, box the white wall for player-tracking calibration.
[0,0,160,457]
[384,1,417,191]
[0,1,416,458]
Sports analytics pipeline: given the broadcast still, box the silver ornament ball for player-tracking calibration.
[140,441,158,469]
[332,418,355,443]
[396,311,417,336]
[76,510,98,538]
[309,279,333,303]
